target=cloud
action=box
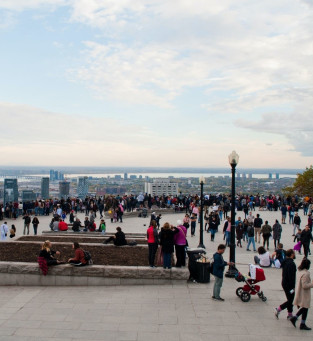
[0,0,67,11]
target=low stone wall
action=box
[17,235,146,245]
[0,262,189,286]
[0,241,149,266]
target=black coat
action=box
[159,228,178,253]
[281,257,296,292]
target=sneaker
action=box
[290,316,297,328]
[212,296,217,300]
[274,308,280,319]
[300,323,311,330]
[246,249,251,251]
[287,315,293,320]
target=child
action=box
[293,228,302,255]
[99,219,106,235]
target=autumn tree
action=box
[283,166,313,197]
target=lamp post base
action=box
[197,243,206,249]
[225,265,237,278]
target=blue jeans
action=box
[247,237,256,251]
[225,231,230,246]
[210,229,216,241]
[213,276,223,299]
[163,253,172,268]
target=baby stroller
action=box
[234,264,267,302]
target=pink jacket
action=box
[174,225,187,245]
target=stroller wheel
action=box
[262,296,267,302]
[240,291,251,302]
[236,287,244,297]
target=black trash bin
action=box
[187,248,209,283]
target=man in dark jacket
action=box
[254,214,263,243]
[274,249,296,320]
[104,227,127,246]
[212,244,233,301]
[300,225,313,257]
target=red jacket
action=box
[58,221,68,231]
[72,248,87,264]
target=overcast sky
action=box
[1,0,312,169]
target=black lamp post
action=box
[198,176,205,249]
[225,150,239,278]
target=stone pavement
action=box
[1,208,313,340]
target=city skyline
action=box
[1,1,313,168]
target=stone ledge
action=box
[0,262,189,286]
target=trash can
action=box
[187,248,208,283]
[196,260,210,283]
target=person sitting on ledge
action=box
[39,240,63,266]
[72,218,82,232]
[68,242,87,266]
[58,219,68,231]
[104,227,127,246]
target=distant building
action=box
[237,173,240,179]
[41,177,49,199]
[4,178,18,205]
[59,181,70,198]
[124,173,128,180]
[50,169,64,181]
[114,175,122,180]
[129,175,137,180]
[77,176,89,198]
[248,174,253,179]
[145,179,178,196]
[269,173,272,179]
[49,169,55,181]
[22,190,36,202]
[276,173,279,179]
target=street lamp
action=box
[225,150,239,278]
[198,176,205,249]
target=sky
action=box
[0,0,313,169]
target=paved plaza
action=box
[0,208,312,340]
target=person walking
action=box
[0,222,9,241]
[300,225,313,258]
[290,258,313,330]
[212,244,234,301]
[23,213,31,235]
[274,249,297,320]
[293,213,301,236]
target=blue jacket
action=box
[212,252,227,278]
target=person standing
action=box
[246,224,256,252]
[272,219,282,249]
[290,258,313,330]
[23,213,31,235]
[32,216,40,235]
[293,213,301,236]
[147,220,159,268]
[212,244,234,301]
[158,223,178,269]
[0,222,9,241]
[260,220,272,250]
[254,214,263,243]
[274,249,297,320]
[174,220,187,268]
[190,213,196,237]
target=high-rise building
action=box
[77,176,89,198]
[124,173,128,180]
[22,190,36,202]
[145,179,178,196]
[59,181,70,198]
[269,173,273,179]
[49,169,55,181]
[276,173,279,180]
[4,178,18,205]
[41,177,49,199]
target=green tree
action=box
[283,166,313,197]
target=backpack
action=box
[83,250,92,262]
